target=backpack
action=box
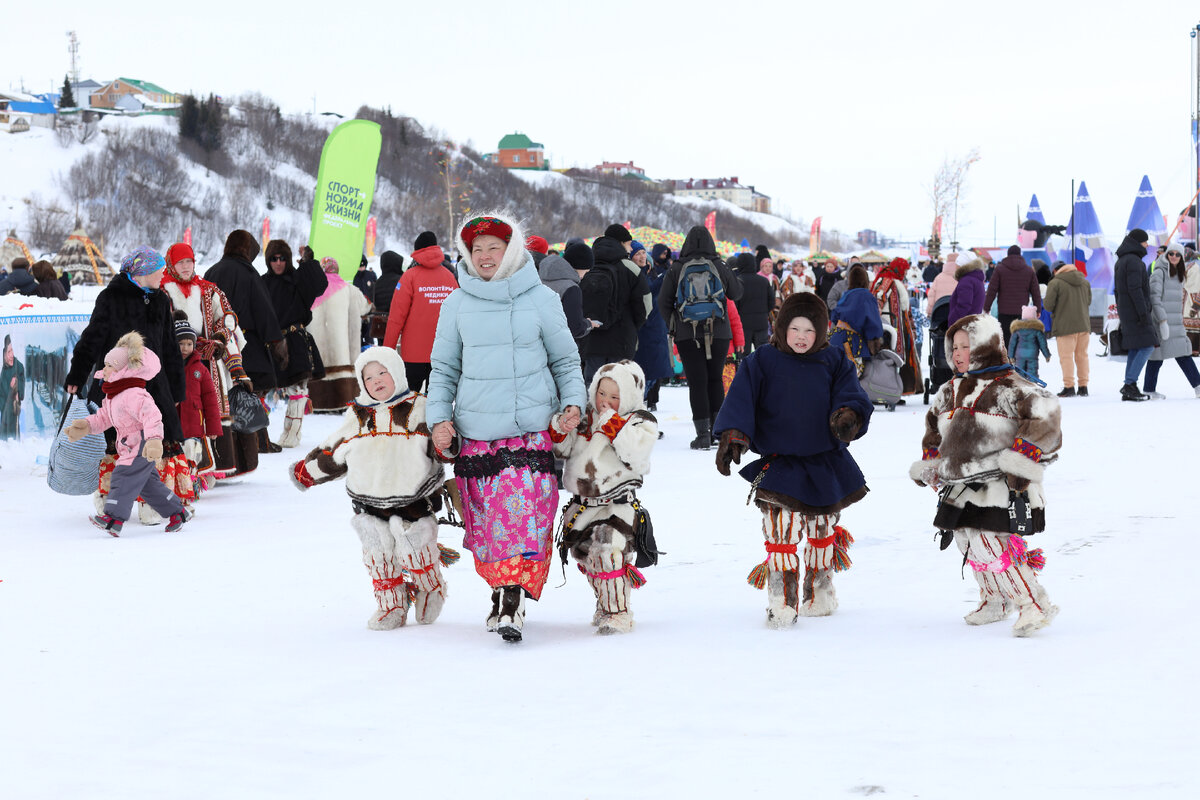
[674,258,726,357]
[580,265,622,330]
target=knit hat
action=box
[120,246,165,277]
[165,243,195,268]
[460,216,513,249]
[1128,228,1149,244]
[770,291,829,353]
[1021,305,1037,320]
[414,231,438,250]
[651,243,671,263]
[174,310,197,341]
[629,240,646,256]
[563,242,594,271]
[604,224,632,243]
[525,235,549,254]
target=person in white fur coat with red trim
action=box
[551,360,659,634]
[291,346,455,630]
[911,313,1062,636]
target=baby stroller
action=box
[860,327,905,412]
[923,294,952,403]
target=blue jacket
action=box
[714,344,872,509]
[829,287,884,340]
[1007,320,1051,361]
[634,263,673,382]
[427,252,587,441]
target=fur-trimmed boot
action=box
[582,533,635,635]
[957,533,1014,624]
[962,531,1056,636]
[139,501,163,526]
[798,514,848,617]
[495,585,525,642]
[486,588,501,632]
[389,515,446,625]
[353,514,409,630]
[757,505,802,628]
[277,383,308,449]
[1005,560,1058,637]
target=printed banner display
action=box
[1,314,92,440]
[810,216,822,255]
[309,120,383,281]
[704,211,716,241]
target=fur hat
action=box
[264,239,294,271]
[353,346,410,405]
[847,264,869,290]
[604,223,632,243]
[120,246,165,277]
[456,210,527,281]
[223,229,261,263]
[945,313,1007,373]
[589,359,647,417]
[563,242,594,271]
[525,235,549,254]
[770,291,829,353]
[414,231,438,251]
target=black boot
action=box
[1120,383,1148,402]
[690,419,713,450]
[496,586,525,642]
[1077,386,1088,397]
[1057,387,1076,398]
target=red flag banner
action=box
[704,211,716,240]
[810,217,822,254]
[365,217,377,258]
[262,217,271,250]
[183,227,192,247]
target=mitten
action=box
[271,339,289,371]
[715,429,750,476]
[65,419,91,442]
[142,439,163,461]
[210,331,227,360]
[829,407,862,442]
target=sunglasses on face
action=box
[270,256,286,262]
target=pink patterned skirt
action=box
[455,432,558,599]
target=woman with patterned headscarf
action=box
[871,257,922,396]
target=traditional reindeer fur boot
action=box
[756,505,802,628]
[582,533,635,635]
[798,515,848,617]
[389,515,446,625]
[353,514,409,630]
[961,531,1057,636]
[495,585,526,642]
[277,383,308,449]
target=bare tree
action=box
[927,147,981,251]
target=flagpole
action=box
[1070,179,1075,262]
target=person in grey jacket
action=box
[536,251,590,339]
[1143,242,1200,398]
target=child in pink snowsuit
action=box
[66,332,190,535]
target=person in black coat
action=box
[353,254,378,346]
[65,247,187,507]
[0,257,37,296]
[634,243,674,410]
[1113,229,1156,400]
[815,261,843,304]
[581,235,650,383]
[374,250,404,313]
[659,225,744,449]
[262,240,329,447]
[205,230,284,393]
[733,252,773,352]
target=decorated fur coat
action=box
[292,347,444,512]
[910,314,1062,534]
[161,273,248,416]
[308,272,372,412]
[553,360,658,531]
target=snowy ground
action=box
[2,344,1197,799]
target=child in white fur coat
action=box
[552,360,659,634]
[291,346,455,630]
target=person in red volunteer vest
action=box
[382,232,459,392]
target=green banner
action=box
[308,119,382,281]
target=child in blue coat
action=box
[1007,305,1051,378]
[828,264,884,376]
[713,292,873,628]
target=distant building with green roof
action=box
[489,132,546,170]
[90,78,178,112]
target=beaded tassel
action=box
[438,543,461,567]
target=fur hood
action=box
[98,331,161,382]
[954,258,986,281]
[353,346,410,406]
[588,360,647,417]
[264,239,294,273]
[455,210,529,282]
[945,313,1007,372]
[223,229,261,263]
[1009,318,1045,333]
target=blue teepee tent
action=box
[1125,175,1167,240]
[1066,182,1112,292]
[1026,194,1046,225]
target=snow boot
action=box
[798,514,844,616]
[582,535,635,635]
[139,501,163,526]
[766,569,800,629]
[963,548,1013,625]
[389,516,446,625]
[1056,387,1075,398]
[759,505,802,628]
[165,508,193,532]
[1120,383,1148,402]
[689,419,713,450]
[496,585,525,642]
[486,588,501,632]
[90,514,123,536]
[1077,386,1088,397]
[257,428,283,454]
[800,568,838,617]
[353,514,410,630]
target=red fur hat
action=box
[525,235,549,254]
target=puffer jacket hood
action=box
[0,265,36,294]
[955,258,985,281]
[411,244,446,270]
[1115,235,1147,260]
[1052,264,1088,287]
[379,251,405,275]
[537,254,580,291]
[679,225,718,261]
[591,236,628,266]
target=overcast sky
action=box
[5,0,1199,246]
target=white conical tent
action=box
[52,228,113,285]
[0,233,33,270]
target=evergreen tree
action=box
[179,94,200,142]
[59,75,76,109]
[200,94,223,154]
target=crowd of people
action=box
[25,216,1200,643]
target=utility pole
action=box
[67,30,80,86]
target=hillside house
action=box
[594,160,645,177]
[69,79,105,108]
[667,177,771,214]
[90,78,179,112]
[489,132,546,170]
[0,90,57,130]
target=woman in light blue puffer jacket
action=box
[428,211,586,642]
